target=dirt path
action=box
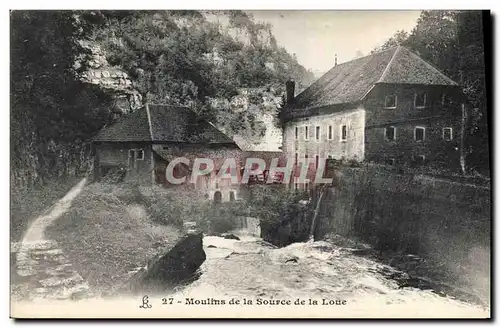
[21,178,88,242]
[11,178,91,302]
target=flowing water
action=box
[167,229,489,318]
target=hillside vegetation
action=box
[10,10,315,191]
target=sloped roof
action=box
[293,46,458,110]
[93,108,151,142]
[93,104,235,144]
[147,105,234,143]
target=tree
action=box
[371,30,409,54]
[10,11,114,188]
[86,10,314,144]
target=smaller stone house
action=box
[92,104,244,202]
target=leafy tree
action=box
[10,11,114,188]
[85,10,314,142]
[371,30,409,53]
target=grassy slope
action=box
[45,183,184,296]
[10,176,83,242]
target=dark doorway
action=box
[214,191,222,204]
[229,191,235,202]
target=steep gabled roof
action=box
[293,46,458,110]
[93,104,235,144]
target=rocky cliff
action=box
[78,10,313,148]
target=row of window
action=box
[293,153,336,168]
[384,92,451,109]
[294,125,348,141]
[384,126,453,142]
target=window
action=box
[295,127,299,140]
[443,127,453,141]
[340,125,347,141]
[442,93,450,106]
[129,149,144,162]
[385,126,396,141]
[385,158,395,166]
[305,182,309,191]
[315,155,319,169]
[414,127,425,142]
[414,155,426,165]
[328,125,333,140]
[136,149,144,160]
[384,94,397,108]
[414,92,427,108]
[294,182,298,190]
[304,126,309,140]
[315,126,321,141]
[295,153,298,166]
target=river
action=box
[167,229,489,319]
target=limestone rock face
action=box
[78,40,143,114]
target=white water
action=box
[168,232,490,318]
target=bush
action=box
[247,185,303,226]
[114,182,149,205]
[144,185,309,236]
[205,201,250,234]
[146,191,187,228]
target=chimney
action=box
[335,53,337,66]
[285,80,295,104]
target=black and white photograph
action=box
[8,8,491,319]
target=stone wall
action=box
[314,165,490,293]
[94,142,153,184]
[363,83,463,169]
[152,142,243,201]
[282,108,366,164]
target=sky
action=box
[248,10,422,74]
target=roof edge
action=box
[377,46,402,83]
[145,103,154,141]
[403,48,459,86]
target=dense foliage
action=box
[11,11,114,188]
[84,10,314,141]
[10,11,315,190]
[372,10,489,174]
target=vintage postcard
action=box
[10,9,491,319]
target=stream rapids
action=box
[164,230,489,318]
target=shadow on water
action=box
[355,251,489,308]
